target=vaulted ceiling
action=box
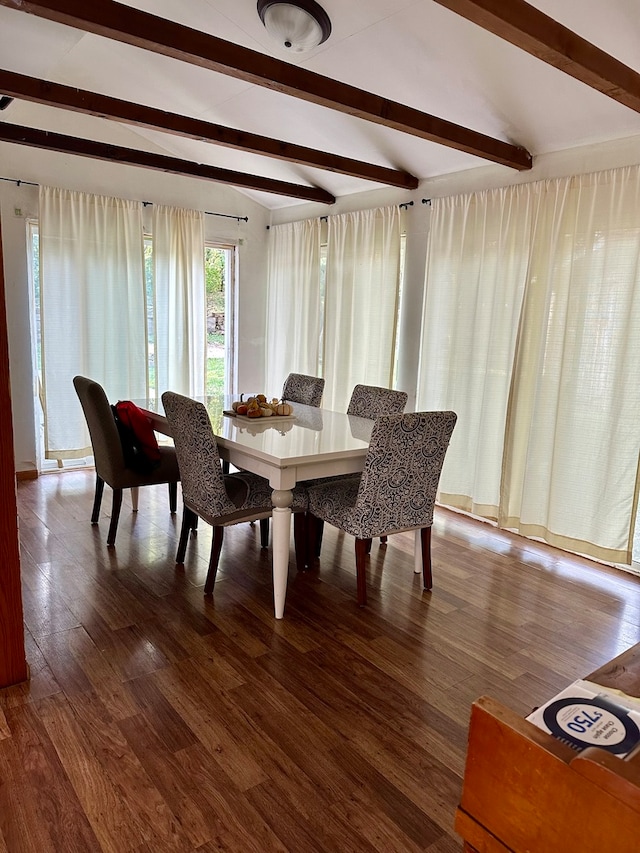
[1,0,640,209]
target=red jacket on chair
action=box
[112,400,161,473]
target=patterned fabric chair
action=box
[162,391,309,594]
[306,411,457,606]
[314,383,409,555]
[281,373,325,407]
[73,375,180,546]
[346,384,408,418]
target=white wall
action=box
[0,142,271,474]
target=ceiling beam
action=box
[432,0,640,114]
[0,122,336,203]
[0,0,532,171]
[0,69,419,190]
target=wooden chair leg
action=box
[293,512,308,571]
[421,526,433,590]
[355,538,369,607]
[260,517,270,548]
[365,537,372,554]
[91,475,105,523]
[204,527,224,595]
[306,512,318,565]
[169,481,178,514]
[107,489,123,546]
[315,517,324,557]
[131,486,139,512]
[380,535,388,545]
[176,507,197,563]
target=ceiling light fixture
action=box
[257,0,331,53]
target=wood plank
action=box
[5,471,640,850]
[0,218,28,688]
[0,701,102,852]
[0,0,532,171]
[433,0,640,112]
[0,69,419,190]
[38,690,191,852]
[571,747,640,814]
[457,696,640,852]
[0,123,336,204]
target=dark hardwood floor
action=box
[3,469,640,852]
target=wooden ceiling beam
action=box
[433,0,640,113]
[0,0,532,171]
[0,69,419,190]
[0,122,336,203]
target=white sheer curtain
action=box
[39,186,146,460]
[417,188,534,518]
[265,218,321,395]
[418,167,640,563]
[323,206,401,411]
[500,168,640,563]
[152,205,206,400]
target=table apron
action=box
[219,448,365,490]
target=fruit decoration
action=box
[230,396,294,418]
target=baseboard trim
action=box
[16,470,38,481]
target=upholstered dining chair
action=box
[313,383,409,556]
[73,375,180,546]
[281,373,325,407]
[346,384,408,418]
[161,391,309,594]
[306,411,457,606]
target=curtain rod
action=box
[266,200,417,229]
[320,200,415,221]
[0,176,249,222]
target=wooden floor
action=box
[3,471,640,852]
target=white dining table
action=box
[141,396,373,619]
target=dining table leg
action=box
[271,488,293,619]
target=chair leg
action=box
[293,513,308,571]
[355,538,369,606]
[91,475,105,523]
[204,527,224,595]
[222,459,230,475]
[380,535,388,545]
[366,538,372,554]
[169,481,178,514]
[131,486,139,512]
[260,517,270,548]
[176,507,197,563]
[107,489,123,546]
[306,513,318,564]
[421,526,433,590]
[315,517,324,557]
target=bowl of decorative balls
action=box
[229,395,294,421]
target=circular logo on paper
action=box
[542,695,640,755]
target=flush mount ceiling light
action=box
[257,0,331,53]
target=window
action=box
[205,243,235,404]
[29,224,236,471]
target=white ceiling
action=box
[1,0,640,209]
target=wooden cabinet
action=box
[456,645,640,852]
